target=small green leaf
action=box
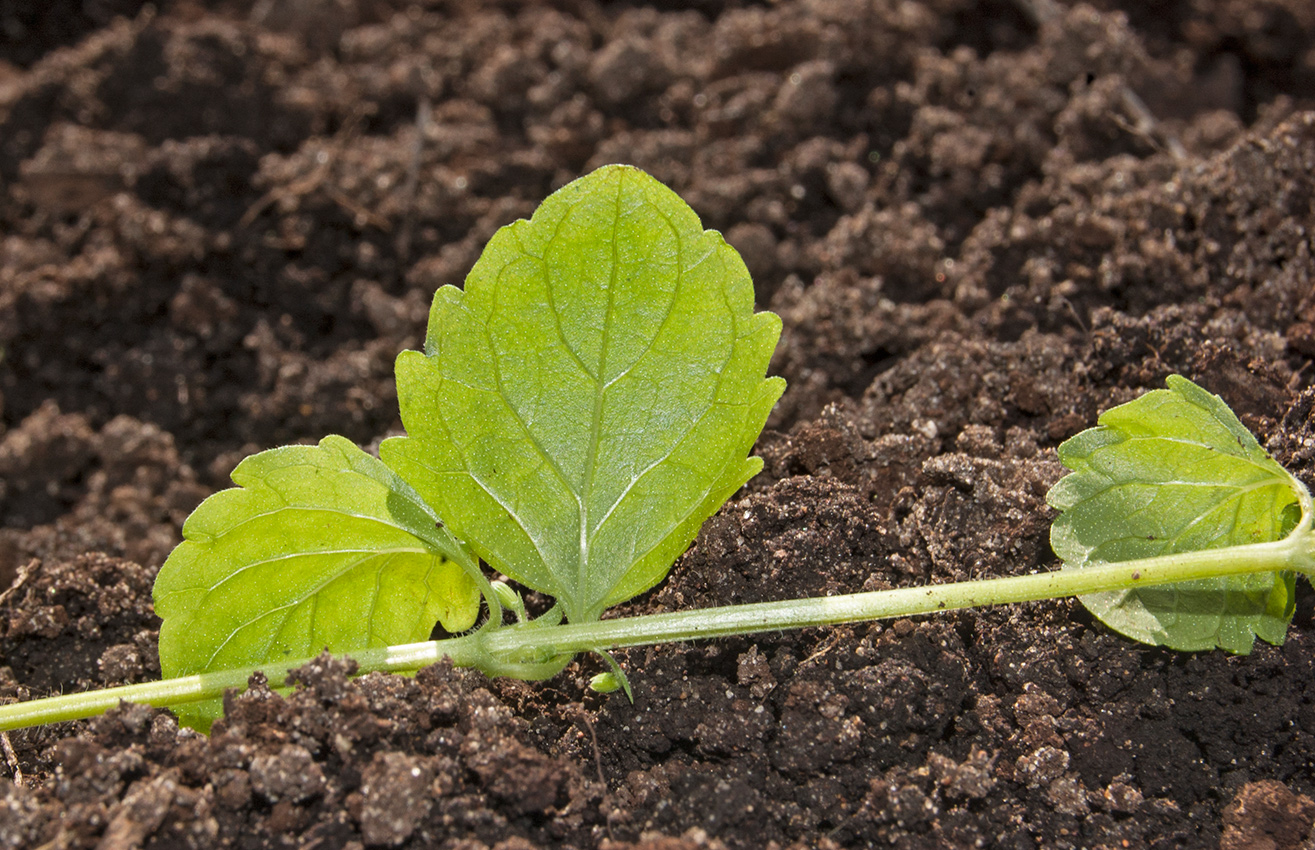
[1048,375,1300,653]
[154,435,481,727]
[382,165,783,624]
[489,580,527,623]
[589,671,622,693]
[590,649,634,701]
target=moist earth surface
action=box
[1,1,1315,848]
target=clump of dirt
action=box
[1,0,1314,848]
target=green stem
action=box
[1,534,1310,733]
[481,533,1312,662]
[0,633,490,733]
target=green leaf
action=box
[382,165,783,623]
[154,435,481,727]
[1047,375,1301,653]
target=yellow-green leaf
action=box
[154,435,481,728]
[382,165,783,623]
[1048,375,1301,653]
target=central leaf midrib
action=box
[574,178,625,622]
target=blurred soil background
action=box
[1,0,1315,847]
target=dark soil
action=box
[2,0,1315,847]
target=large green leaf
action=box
[382,165,783,623]
[154,435,481,726]
[1047,375,1301,653]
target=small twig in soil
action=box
[751,629,847,702]
[1116,88,1187,161]
[571,706,616,842]
[1058,296,1090,335]
[1288,359,1312,389]
[324,186,392,232]
[1,731,21,784]
[238,155,332,228]
[238,108,373,229]
[0,559,38,609]
[1009,0,1185,162]
[396,94,432,265]
[798,628,846,670]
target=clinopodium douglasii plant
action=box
[2,165,1311,733]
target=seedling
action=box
[0,166,1311,733]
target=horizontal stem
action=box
[0,534,1307,733]
[481,535,1309,660]
[0,633,486,733]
